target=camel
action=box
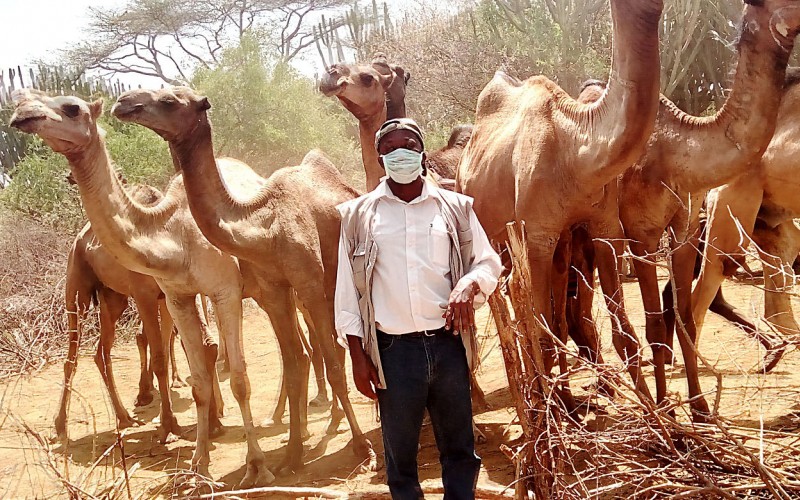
[693,69,800,353]
[110,86,376,470]
[10,91,273,486]
[457,0,664,407]
[58,185,186,442]
[607,1,800,419]
[319,54,472,190]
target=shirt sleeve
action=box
[334,225,364,347]
[456,208,503,307]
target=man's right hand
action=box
[347,335,379,400]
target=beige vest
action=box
[338,184,477,389]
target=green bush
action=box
[192,36,363,188]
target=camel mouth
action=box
[319,73,345,96]
[9,115,46,132]
[111,102,144,120]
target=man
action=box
[335,118,503,499]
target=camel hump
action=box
[217,157,267,198]
[446,125,473,149]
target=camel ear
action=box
[198,97,211,111]
[392,65,410,85]
[89,99,104,120]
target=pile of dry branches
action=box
[490,222,800,499]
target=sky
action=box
[0,0,439,89]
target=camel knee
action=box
[229,370,251,402]
[150,352,168,377]
[191,377,213,406]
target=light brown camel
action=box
[111,87,377,470]
[319,54,471,190]
[610,1,800,419]
[457,0,664,406]
[10,91,272,486]
[58,185,187,442]
[694,69,800,351]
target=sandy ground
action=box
[1,275,799,498]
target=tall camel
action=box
[611,1,800,420]
[58,184,185,442]
[111,87,376,469]
[10,91,272,486]
[319,54,471,190]
[457,0,664,404]
[694,69,800,352]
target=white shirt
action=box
[335,180,503,342]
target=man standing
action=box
[335,118,503,499]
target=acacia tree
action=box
[65,0,348,84]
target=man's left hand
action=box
[443,279,480,335]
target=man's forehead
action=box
[378,129,423,151]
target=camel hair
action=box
[10,91,273,487]
[111,86,377,470]
[606,0,800,420]
[457,0,665,409]
[693,68,800,358]
[318,53,472,191]
[58,184,187,443]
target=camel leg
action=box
[136,295,181,441]
[552,232,577,414]
[669,234,711,421]
[96,289,143,430]
[755,222,800,355]
[251,286,308,473]
[165,295,215,478]
[160,301,187,388]
[55,282,92,441]
[692,182,762,342]
[302,311,330,407]
[294,283,374,466]
[134,327,154,406]
[596,236,653,404]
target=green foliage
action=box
[103,120,174,186]
[192,36,362,186]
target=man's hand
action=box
[347,335,379,400]
[443,279,480,335]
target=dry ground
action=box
[1,274,799,498]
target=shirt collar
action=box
[374,177,432,205]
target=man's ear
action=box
[378,154,385,169]
[89,99,104,120]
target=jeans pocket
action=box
[377,334,396,353]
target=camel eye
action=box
[62,104,81,118]
[359,74,374,85]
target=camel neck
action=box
[171,118,267,259]
[663,6,796,192]
[560,0,663,185]
[359,111,387,190]
[67,136,179,277]
[385,95,405,120]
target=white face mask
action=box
[381,148,423,184]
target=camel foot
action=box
[159,415,183,444]
[280,427,311,444]
[171,376,188,389]
[762,343,788,373]
[352,437,378,472]
[118,415,144,430]
[690,403,712,424]
[261,415,284,427]
[239,456,275,488]
[274,440,304,476]
[134,391,154,407]
[309,394,331,408]
[325,417,344,436]
[53,417,68,443]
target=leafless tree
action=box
[64,0,348,84]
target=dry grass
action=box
[0,210,138,379]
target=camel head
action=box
[9,90,103,154]
[742,0,800,51]
[319,53,410,119]
[112,87,210,142]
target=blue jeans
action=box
[376,329,480,500]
